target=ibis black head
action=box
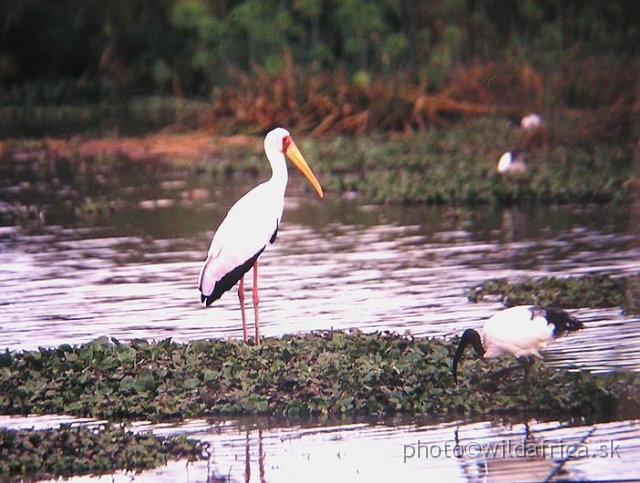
[452,328,485,384]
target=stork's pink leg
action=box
[238,276,248,342]
[252,260,260,345]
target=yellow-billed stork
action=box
[198,127,323,344]
[452,305,584,385]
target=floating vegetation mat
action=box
[1,332,636,421]
[0,423,208,482]
[469,274,640,313]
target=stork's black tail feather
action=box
[542,305,584,336]
[201,292,215,306]
[199,249,264,307]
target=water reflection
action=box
[3,413,638,483]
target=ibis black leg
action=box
[488,365,520,380]
[518,356,534,391]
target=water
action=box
[1,153,639,482]
[2,413,639,482]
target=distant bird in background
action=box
[520,113,543,131]
[497,149,528,175]
[452,305,584,386]
[520,112,548,150]
[499,113,546,173]
[497,113,545,176]
[198,127,324,344]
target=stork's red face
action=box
[282,135,292,154]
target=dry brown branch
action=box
[198,51,636,142]
[412,94,513,128]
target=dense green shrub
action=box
[1,1,637,100]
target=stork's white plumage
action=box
[198,127,323,344]
[452,305,584,384]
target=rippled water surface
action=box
[1,155,639,482]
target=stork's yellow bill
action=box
[284,138,324,198]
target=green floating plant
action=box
[0,423,208,482]
[468,274,636,311]
[0,332,635,421]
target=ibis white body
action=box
[497,151,527,175]
[481,305,557,359]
